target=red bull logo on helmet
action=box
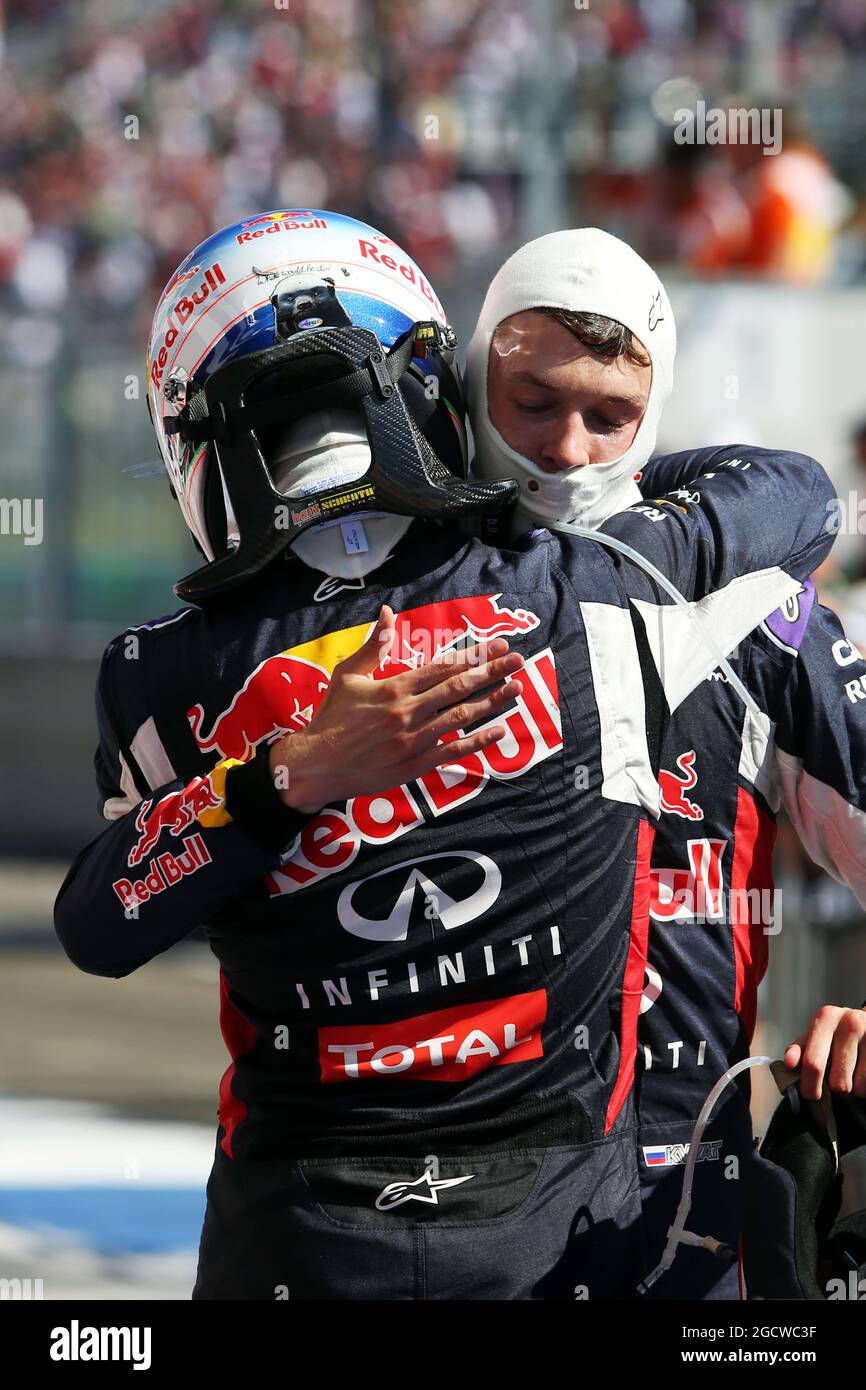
[358,238,445,320]
[242,211,320,227]
[236,212,328,243]
[150,261,227,390]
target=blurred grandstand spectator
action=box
[2,0,866,322]
[725,108,853,281]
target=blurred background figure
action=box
[2,0,866,1296]
[626,109,852,280]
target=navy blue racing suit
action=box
[54,446,834,1299]
[634,450,866,1300]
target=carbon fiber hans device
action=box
[169,325,519,603]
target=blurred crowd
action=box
[3,0,866,340]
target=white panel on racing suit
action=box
[631,568,803,715]
[580,600,659,815]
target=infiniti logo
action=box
[336,851,502,942]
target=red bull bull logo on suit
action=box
[113,834,212,913]
[185,593,542,764]
[127,776,224,868]
[187,654,331,763]
[179,594,558,898]
[658,750,704,821]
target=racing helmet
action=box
[146,209,518,602]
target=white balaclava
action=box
[269,408,412,578]
[466,228,677,531]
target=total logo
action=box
[318,989,547,1083]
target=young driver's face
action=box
[486,310,651,474]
